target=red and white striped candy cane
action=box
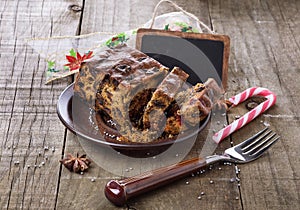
[213,87,277,144]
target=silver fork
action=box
[105,127,280,206]
[208,127,280,164]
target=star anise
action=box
[60,153,91,173]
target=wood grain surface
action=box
[0,0,80,209]
[0,0,299,209]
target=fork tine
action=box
[241,129,273,152]
[249,135,280,158]
[243,132,277,155]
[225,127,279,163]
[237,127,269,149]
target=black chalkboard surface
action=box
[136,29,230,89]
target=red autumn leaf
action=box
[76,52,82,61]
[64,51,94,71]
[66,55,77,63]
[83,51,93,60]
[64,62,81,71]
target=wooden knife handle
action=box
[104,157,208,206]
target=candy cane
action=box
[213,87,277,144]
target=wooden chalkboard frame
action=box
[136,28,230,90]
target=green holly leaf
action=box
[69,49,77,58]
[47,60,55,69]
[105,39,112,47]
[117,33,126,42]
[174,22,189,28]
[117,32,125,38]
[164,24,169,30]
[191,28,199,33]
[181,27,188,32]
[105,32,129,48]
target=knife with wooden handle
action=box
[104,155,223,206]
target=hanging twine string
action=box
[150,0,215,34]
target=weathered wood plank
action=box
[0,0,82,209]
[55,133,127,210]
[209,0,300,209]
[0,113,66,209]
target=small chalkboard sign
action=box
[136,29,230,89]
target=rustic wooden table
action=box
[1,0,299,209]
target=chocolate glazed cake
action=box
[73,45,213,143]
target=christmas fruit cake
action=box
[73,44,213,143]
